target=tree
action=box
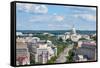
[92,36,96,41]
[66,50,74,62]
[79,38,87,40]
[58,37,63,42]
[30,54,35,64]
[66,39,73,44]
[47,56,57,63]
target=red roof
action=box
[16,56,28,63]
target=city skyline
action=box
[16,3,96,31]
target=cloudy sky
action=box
[16,3,96,31]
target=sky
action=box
[16,3,96,31]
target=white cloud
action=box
[29,15,52,22]
[54,15,64,22]
[17,3,48,14]
[90,7,96,11]
[74,14,96,21]
[17,3,33,12]
[29,14,64,23]
[34,5,48,14]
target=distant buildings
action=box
[43,32,54,36]
[57,26,95,42]
[16,32,23,36]
[82,35,90,40]
[58,26,81,42]
[16,26,96,64]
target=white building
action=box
[16,32,23,36]
[43,32,54,36]
[82,35,90,40]
[71,26,77,35]
[73,55,87,62]
[58,26,82,42]
[25,37,40,43]
[71,34,81,42]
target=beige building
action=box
[16,38,30,65]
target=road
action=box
[55,45,73,63]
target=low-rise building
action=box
[73,55,87,62]
[73,40,96,61]
[82,35,90,40]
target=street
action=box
[55,45,73,63]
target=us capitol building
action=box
[58,26,82,42]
